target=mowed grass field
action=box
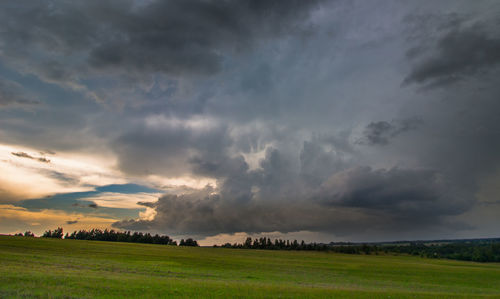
[1,236,500,298]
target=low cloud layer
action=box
[115,143,472,238]
[115,165,470,237]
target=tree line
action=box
[64,228,179,245]
[26,227,199,246]
[213,237,372,254]
[213,237,500,262]
[14,231,35,237]
[380,242,500,263]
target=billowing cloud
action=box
[114,147,471,238]
[113,186,374,237]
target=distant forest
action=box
[14,229,500,262]
[17,228,199,247]
[216,237,500,263]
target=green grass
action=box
[1,236,500,298]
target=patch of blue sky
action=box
[16,183,160,219]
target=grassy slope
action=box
[1,236,500,298]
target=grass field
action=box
[1,236,500,298]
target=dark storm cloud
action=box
[88,0,322,76]
[114,144,469,236]
[114,146,307,235]
[113,166,469,236]
[0,0,322,84]
[361,117,423,146]
[113,188,344,236]
[318,167,470,220]
[404,17,500,87]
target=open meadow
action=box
[1,236,500,298]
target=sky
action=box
[1,0,500,245]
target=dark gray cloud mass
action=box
[113,187,371,236]
[404,16,500,87]
[115,135,472,237]
[0,0,321,84]
[318,167,470,220]
[114,163,471,236]
[2,0,500,241]
[88,0,322,76]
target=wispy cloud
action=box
[12,152,51,163]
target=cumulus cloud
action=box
[113,186,369,236]
[114,166,470,237]
[114,144,470,237]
